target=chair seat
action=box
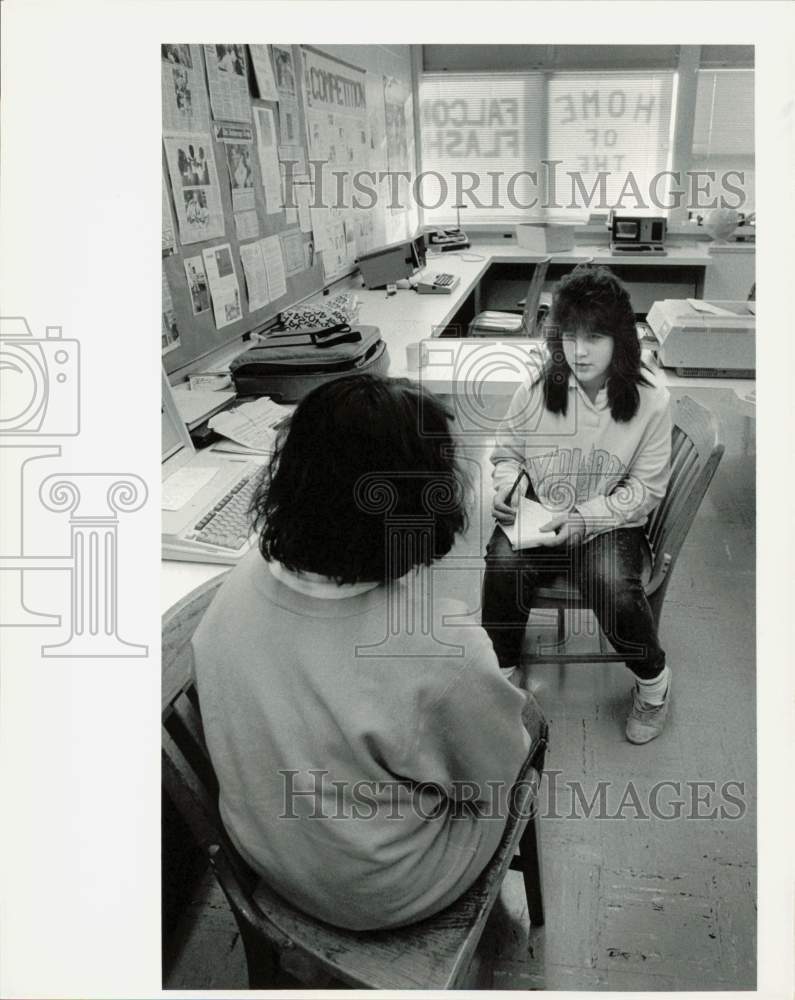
[247,769,541,990]
[534,542,652,605]
[468,310,524,336]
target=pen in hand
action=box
[504,467,529,505]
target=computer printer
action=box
[646,299,755,378]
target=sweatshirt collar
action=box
[269,560,381,600]
[568,372,609,410]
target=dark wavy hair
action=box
[250,374,469,584]
[543,263,652,422]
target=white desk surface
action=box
[163,241,752,613]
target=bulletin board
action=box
[161,43,416,377]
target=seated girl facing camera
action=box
[193,374,543,931]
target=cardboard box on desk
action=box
[515,222,576,253]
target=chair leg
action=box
[556,608,566,648]
[518,812,544,927]
[237,924,280,988]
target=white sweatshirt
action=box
[490,367,672,538]
[192,551,531,930]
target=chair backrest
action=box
[162,574,229,850]
[518,256,551,336]
[645,395,725,597]
[162,573,271,920]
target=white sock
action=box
[500,665,517,681]
[636,665,670,706]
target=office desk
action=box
[354,242,713,378]
[164,242,754,614]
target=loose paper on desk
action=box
[253,106,282,214]
[249,44,279,102]
[499,499,553,550]
[172,386,236,425]
[259,235,287,301]
[162,465,220,511]
[239,240,271,312]
[208,396,290,453]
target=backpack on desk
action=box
[229,324,388,403]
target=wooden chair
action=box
[468,257,551,338]
[162,577,549,990]
[530,394,725,662]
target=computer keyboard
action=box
[433,272,455,286]
[184,470,260,552]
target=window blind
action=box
[692,70,754,157]
[419,73,545,225]
[419,70,675,224]
[546,72,674,217]
[691,70,754,212]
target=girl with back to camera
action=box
[482,264,672,744]
[192,374,545,931]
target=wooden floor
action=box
[164,387,755,991]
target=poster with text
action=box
[272,45,296,97]
[183,254,211,316]
[384,75,410,216]
[253,105,282,214]
[202,243,243,329]
[204,43,251,123]
[302,47,368,270]
[161,43,210,133]
[163,132,225,244]
[161,268,180,353]
[249,44,279,102]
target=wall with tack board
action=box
[162,43,416,378]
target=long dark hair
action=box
[543,264,651,422]
[251,374,469,584]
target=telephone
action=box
[427,228,470,252]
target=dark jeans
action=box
[482,526,666,680]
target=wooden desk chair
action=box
[530,395,724,662]
[468,256,552,338]
[162,578,548,990]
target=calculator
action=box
[413,272,461,295]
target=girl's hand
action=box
[492,483,520,525]
[536,509,587,547]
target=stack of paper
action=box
[208,396,291,455]
[499,498,554,550]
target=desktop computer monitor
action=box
[356,234,427,289]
